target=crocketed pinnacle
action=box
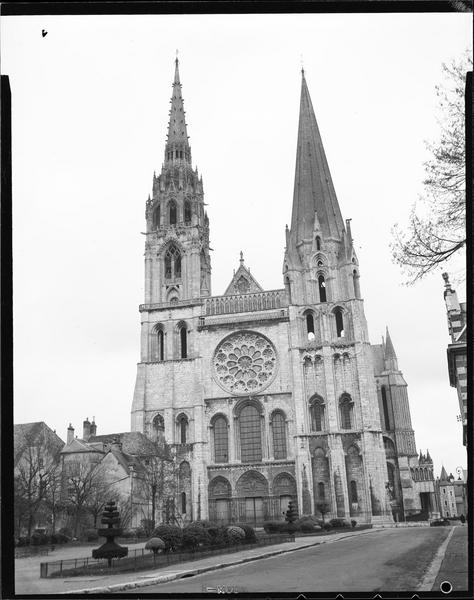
[290,70,345,244]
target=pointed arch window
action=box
[285,276,292,303]
[318,482,325,500]
[181,491,186,513]
[306,312,315,341]
[150,325,165,361]
[318,275,327,303]
[179,324,188,359]
[334,307,345,337]
[178,414,188,444]
[213,416,229,463]
[271,411,287,459]
[340,395,353,429]
[310,396,325,432]
[316,236,321,251]
[184,201,191,223]
[381,386,390,430]
[239,404,262,463]
[153,204,161,229]
[165,245,182,280]
[169,200,177,225]
[350,480,358,503]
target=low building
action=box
[435,467,458,518]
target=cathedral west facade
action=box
[130,59,438,525]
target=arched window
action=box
[239,405,262,463]
[318,481,325,499]
[340,395,353,429]
[153,204,160,229]
[310,396,325,432]
[306,312,315,341]
[169,200,177,225]
[272,412,287,459]
[387,462,396,490]
[316,236,321,251]
[181,491,186,513]
[353,270,361,298]
[318,275,327,303]
[165,245,181,280]
[178,414,188,444]
[213,416,228,463]
[350,480,358,503]
[381,386,390,430]
[179,325,187,358]
[157,329,164,361]
[184,201,191,223]
[152,414,165,443]
[334,307,344,337]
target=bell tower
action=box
[144,57,211,304]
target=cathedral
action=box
[130,58,438,525]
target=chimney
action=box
[83,418,91,442]
[67,423,74,445]
[90,417,97,437]
[110,436,122,453]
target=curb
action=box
[416,527,455,592]
[63,528,380,594]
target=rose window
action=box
[213,331,277,394]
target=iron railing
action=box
[40,534,294,578]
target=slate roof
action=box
[14,422,64,466]
[87,431,158,456]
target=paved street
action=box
[142,527,456,594]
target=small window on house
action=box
[316,236,321,251]
[306,313,315,341]
[350,480,358,503]
[181,491,186,513]
[180,325,187,358]
[335,308,344,337]
[318,275,327,303]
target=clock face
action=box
[213,331,278,395]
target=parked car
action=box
[430,518,451,527]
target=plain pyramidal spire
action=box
[289,67,345,246]
[165,55,191,162]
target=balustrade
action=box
[203,290,288,316]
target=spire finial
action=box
[239,251,244,266]
[300,54,304,77]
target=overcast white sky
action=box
[2,13,470,475]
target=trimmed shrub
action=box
[226,526,245,544]
[120,529,135,539]
[323,523,332,531]
[145,537,166,555]
[351,520,357,528]
[59,527,72,537]
[329,518,350,528]
[17,536,30,547]
[300,521,319,533]
[30,533,48,546]
[83,528,99,541]
[234,523,257,542]
[263,521,287,534]
[152,524,183,552]
[181,525,211,550]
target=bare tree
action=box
[391,53,471,284]
[134,443,178,532]
[14,444,61,537]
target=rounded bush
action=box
[263,521,285,534]
[233,523,257,542]
[351,520,357,528]
[329,518,350,528]
[152,524,183,552]
[30,533,47,546]
[300,521,318,533]
[181,525,211,550]
[226,526,245,544]
[145,537,166,555]
[323,523,332,531]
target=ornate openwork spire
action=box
[289,69,345,245]
[165,56,191,164]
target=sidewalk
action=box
[15,528,381,595]
[432,525,469,592]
